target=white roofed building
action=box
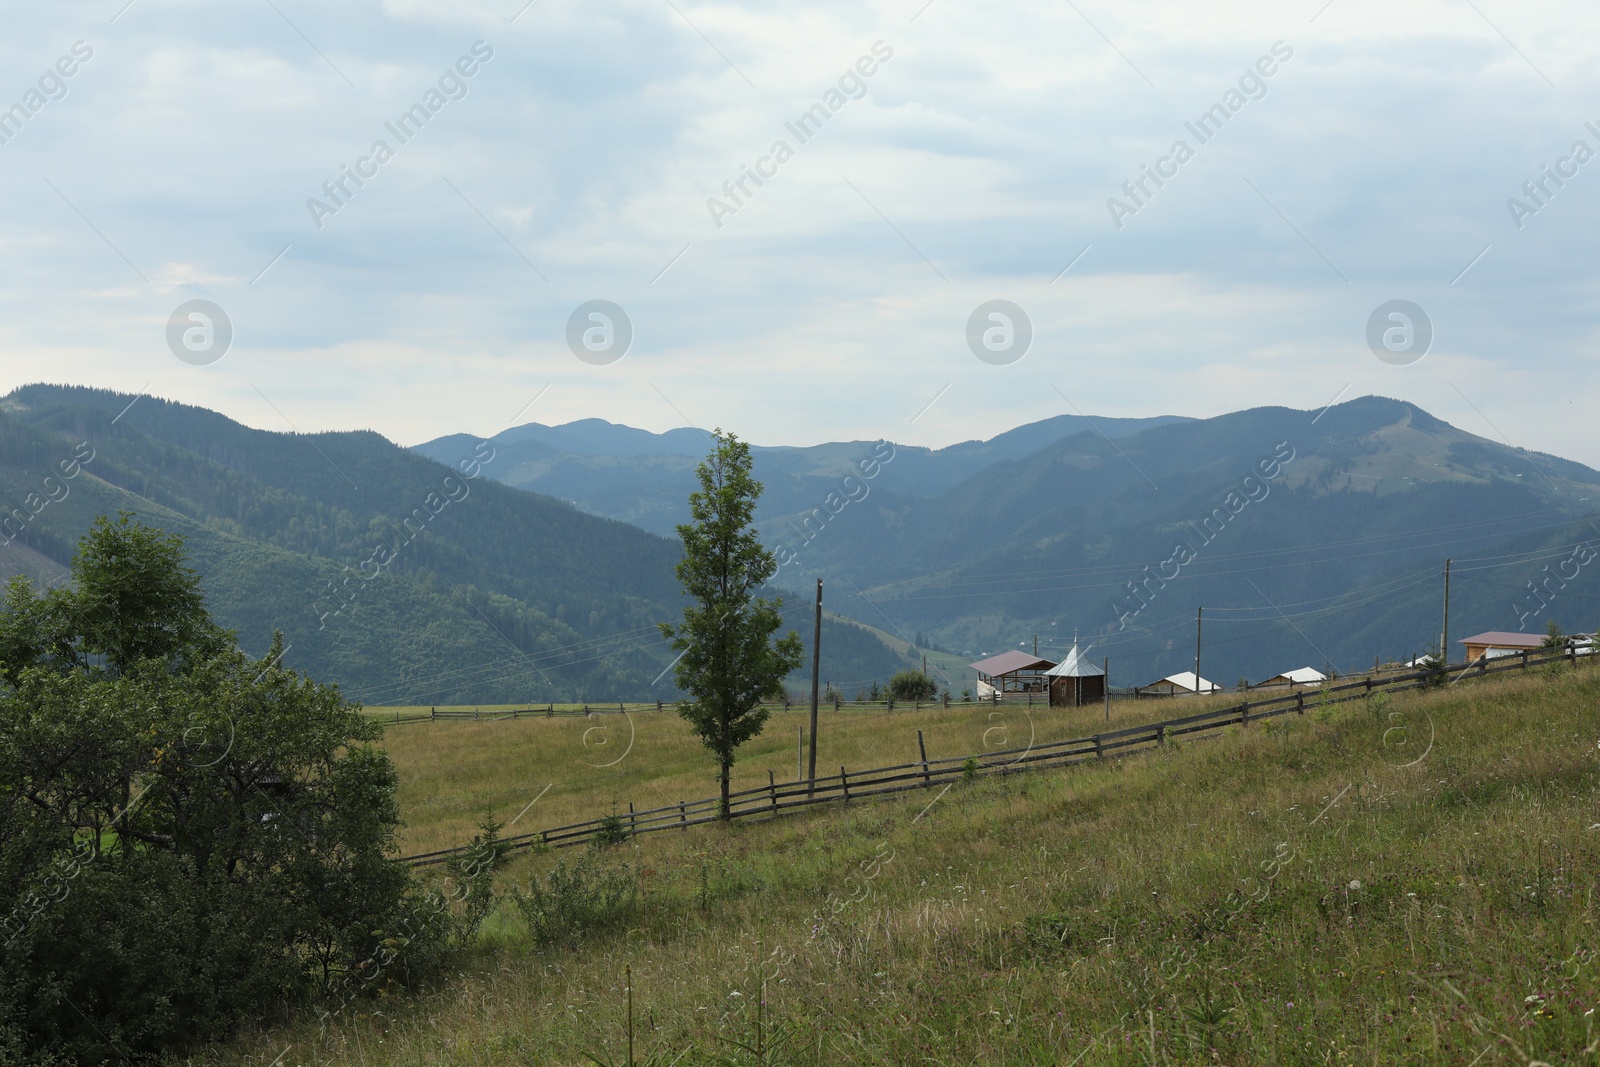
[1045,643,1105,707]
[1136,671,1220,696]
[1255,667,1327,688]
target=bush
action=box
[511,857,639,946]
[443,814,511,948]
[0,517,423,1062]
[887,670,937,703]
[593,812,630,848]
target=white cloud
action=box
[0,0,1596,467]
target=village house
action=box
[1135,671,1220,696]
[1457,630,1544,662]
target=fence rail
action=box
[401,645,1590,866]
[375,690,1119,726]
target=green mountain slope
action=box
[0,386,914,704]
[424,397,1600,688]
[412,414,1191,539]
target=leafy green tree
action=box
[886,669,938,703]
[0,515,424,1062]
[661,433,803,818]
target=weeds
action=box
[511,855,639,946]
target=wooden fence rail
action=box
[379,694,1098,726]
[401,646,1589,866]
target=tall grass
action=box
[208,659,1600,1065]
[376,693,1229,856]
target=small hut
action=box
[1045,642,1105,707]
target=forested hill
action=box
[422,397,1600,685]
[0,385,914,704]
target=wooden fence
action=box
[378,690,1078,726]
[400,645,1590,867]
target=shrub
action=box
[443,814,511,948]
[511,857,639,946]
[593,812,629,848]
[887,670,938,703]
[0,517,421,1062]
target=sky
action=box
[2,0,1598,465]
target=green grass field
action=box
[210,659,1600,1065]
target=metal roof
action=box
[969,651,1055,677]
[1044,643,1103,677]
[1143,671,1219,693]
[1260,666,1326,684]
[1457,631,1545,648]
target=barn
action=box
[1045,643,1105,707]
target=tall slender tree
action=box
[661,432,803,818]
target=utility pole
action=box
[1194,606,1203,692]
[808,579,822,796]
[922,653,927,677]
[1103,656,1110,722]
[1441,558,1451,666]
[1033,633,1038,656]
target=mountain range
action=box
[0,385,913,705]
[418,398,1600,689]
[2,384,1595,704]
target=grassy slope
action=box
[376,692,1244,857]
[216,660,1600,1066]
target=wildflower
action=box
[1348,880,1361,890]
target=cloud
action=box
[0,0,1596,468]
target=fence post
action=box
[841,766,850,803]
[628,801,637,836]
[1157,724,1167,746]
[657,701,662,711]
[1297,691,1305,715]
[768,770,777,813]
[917,729,931,787]
[1094,735,1104,758]
[1521,650,1529,670]
[430,707,436,720]
[678,801,687,830]
[1240,702,1250,726]
[547,704,553,718]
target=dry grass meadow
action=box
[205,659,1600,1065]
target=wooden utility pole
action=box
[1103,656,1110,722]
[1441,559,1452,665]
[808,579,822,795]
[1194,606,1203,691]
[1033,634,1038,656]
